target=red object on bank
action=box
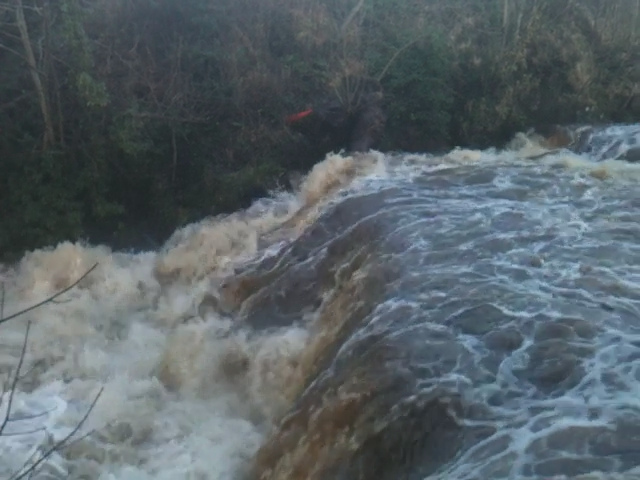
[285,109,313,124]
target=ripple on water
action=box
[4,146,640,480]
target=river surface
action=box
[1,125,640,479]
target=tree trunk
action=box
[15,0,55,149]
[633,0,639,41]
[502,0,510,48]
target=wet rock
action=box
[531,316,599,341]
[197,293,221,317]
[579,263,593,274]
[533,457,616,477]
[447,303,515,336]
[624,146,640,163]
[589,167,610,180]
[336,395,464,480]
[131,425,153,446]
[515,339,593,393]
[247,299,468,480]
[219,347,251,379]
[64,440,107,463]
[463,170,497,186]
[559,317,598,339]
[532,124,576,149]
[483,327,524,352]
[472,451,518,478]
[543,425,611,453]
[250,386,465,480]
[534,321,575,342]
[461,432,512,462]
[589,418,640,469]
[483,236,517,255]
[102,421,134,443]
[530,352,580,390]
[529,255,544,268]
[68,460,103,480]
[218,275,265,313]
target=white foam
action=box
[2,137,640,479]
[0,385,72,479]
[0,151,395,479]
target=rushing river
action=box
[1,124,640,479]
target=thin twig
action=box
[0,262,103,479]
[6,405,56,424]
[49,299,73,305]
[0,42,46,75]
[0,2,42,13]
[0,263,98,327]
[0,321,31,436]
[376,35,426,83]
[14,360,42,384]
[9,387,104,480]
[339,0,365,37]
[0,426,47,437]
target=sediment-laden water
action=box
[1,124,640,480]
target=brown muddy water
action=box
[1,125,640,480]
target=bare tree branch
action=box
[0,263,98,327]
[0,321,30,437]
[0,262,103,479]
[376,35,426,83]
[340,0,365,37]
[0,2,41,13]
[0,42,47,75]
[9,387,104,480]
[0,92,31,112]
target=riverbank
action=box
[1,0,638,260]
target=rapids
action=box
[1,124,640,479]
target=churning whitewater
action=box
[1,124,640,480]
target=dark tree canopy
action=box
[0,0,638,259]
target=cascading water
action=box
[1,124,640,480]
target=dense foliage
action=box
[1,0,638,258]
